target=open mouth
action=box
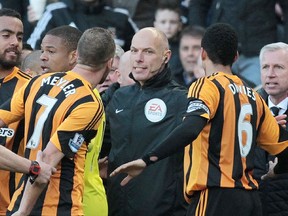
[41,66,50,73]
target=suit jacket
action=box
[255,88,288,216]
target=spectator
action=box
[116,51,135,87]
[5,27,115,215]
[96,44,124,93]
[27,0,138,51]
[188,0,288,88]
[106,27,188,216]
[173,25,205,88]
[110,23,288,216]
[153,2,182,73]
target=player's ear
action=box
[201,48,207,61]
[69,50,77,66]
[233,51,239,63]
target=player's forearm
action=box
[0,145,30,173]
[142,115,207,164]
[17,181,47,215]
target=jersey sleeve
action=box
[186,77,219,120]
[0,82,27,125]
[50,100,104,159]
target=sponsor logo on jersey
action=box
[69,133,85,153]
[187,100,210,115]
[0,128,14,137]
[144,98,167,122]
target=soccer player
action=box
[2,27,115,215]
[110,23,288,216]
[0,8,32,214]
[39,25,108,216]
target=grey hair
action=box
[259,42,288,63]
[115,44,125,59]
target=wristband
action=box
[29,160,41,184]
[142,154,156,166]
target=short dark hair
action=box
[46,26,83,52]
[201,23,238,66]
[77,27,115,69]
[180,25,205,40]
[155,2,181,19]
[0,8,21,19]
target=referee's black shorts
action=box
[186,187,262,216]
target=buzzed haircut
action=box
[201,23,238,66]
[20,50,42,72]
[77,27,116,69]
[0,8,21,19]
[180,25,205,40]
[46,26,83,52]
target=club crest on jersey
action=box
[144,98,167,122]
[69,133,85,153]
[187,100,210,115]
[0,128,14,137]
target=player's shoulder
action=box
[14,67,32,81]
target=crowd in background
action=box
[0,0,287,216]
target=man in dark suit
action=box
[254,42,288,216]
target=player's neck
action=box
[206,64,232,76]
[0,66,15,79]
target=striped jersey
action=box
[184,72,288,202]
[0,71,103,215]
[0,67,31,215]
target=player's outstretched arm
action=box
[110,159,147,186]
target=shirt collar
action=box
[268,96,288,114]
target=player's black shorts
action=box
[186,187,262,216]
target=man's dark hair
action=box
[46,26,83,52]
[155,1,181,19]
[77,27,115,69]
[201,23,238,66]
[0,8,21,19]
[180,25,205,40]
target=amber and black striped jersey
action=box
[0,67,31,215]
[184,72,288,202]
[0,71,104,215]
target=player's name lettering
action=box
[228,83,256,101]
[41,76,76,97]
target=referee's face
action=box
[130,29,166,86]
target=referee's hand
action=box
[109,159,146,186]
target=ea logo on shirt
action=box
[144,98,167,123]
[0,128,14,137]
